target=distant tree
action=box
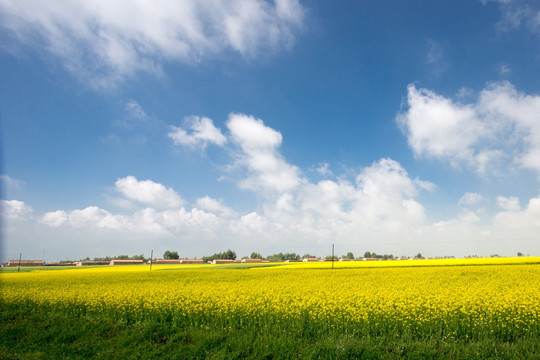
[346,252,354,260]
[325,255,338,261]
[225,249,236,260]
[517,252,523,257]
[284,253,300,261]
[250,252,263,259]
[202,249,237,263]
[302,253,316,259]
[163,250,179,259]
[266,252,300,262]
[92,254,148,262]
[93,256,112,261]
[416,253,424,259]
[364,251,372,258]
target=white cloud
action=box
[227,113,303,194]
[459,192,484,206]
[1,199,33,220]
[230,211,269,234]
[459,208,482,223]
[115,176,184,209]
[398,82,540,175]
[0,174,23,190]
[42,206,126,230]
[0,0,305,88]
[352,158,429,226]
[496,196,521,211]
[168,116,227,149]
[194,196,236,218]
[481,0,540,34]
[424,39,448,77]
[125,100,148,120]
[313,162,332,176]
[41,210,68,227]
[494,193,540,228]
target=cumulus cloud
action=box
[496,196,521,211]
[227,113,303,194]
[41,207,126,229]
[0,0,305,88]
[493,193,540,236]
[194,196,236,218]
[398,82,540,175]
[114,176,184,209]
[1,199,33,220]
[168,116,227,149]
[459,192,484,206]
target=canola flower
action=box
[1,258,539,341]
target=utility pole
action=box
[18,252,22,272]
[149,249,153,271]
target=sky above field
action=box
[1,0,540,262]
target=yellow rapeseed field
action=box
[1,257,539,340]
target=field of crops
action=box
[1,257,539,359]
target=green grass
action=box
[0,266,83,273]
[1,300,538,359]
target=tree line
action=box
[75,250,444,264]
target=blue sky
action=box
[1,0,540,262]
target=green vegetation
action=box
[163,250,179,259]
[1,303,537,360]
[201,249,237,263]
[1,259,538,359]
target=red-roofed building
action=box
[7,260,43,267]
[241,258,263,263]
[180,259,204,264]
[151,259,181,264]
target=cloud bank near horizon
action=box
[3,101,540,260]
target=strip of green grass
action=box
[1,301,537,359]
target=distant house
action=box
[180,259,204,264]
[339,258,352,261]
[362,257,381,261]
[47,262,77,266]
[212,259,234,264]
[75,260,110,266]
[302,258,319,262]
[7,260,43,267]
[109,259,144,266]
[151,259,181,265]
[241,258,263,263]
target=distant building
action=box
[7,260,43,267]
[212,259,235,264]
[75,261,110,266]
[241,258,263,263]
[339,258,352,261]
[109,259,144,266]
[180,259,204,264]
[362,257,381,261]
[151,259,181,265]
[302,258,319,262]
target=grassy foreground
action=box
[1,258,539,359]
